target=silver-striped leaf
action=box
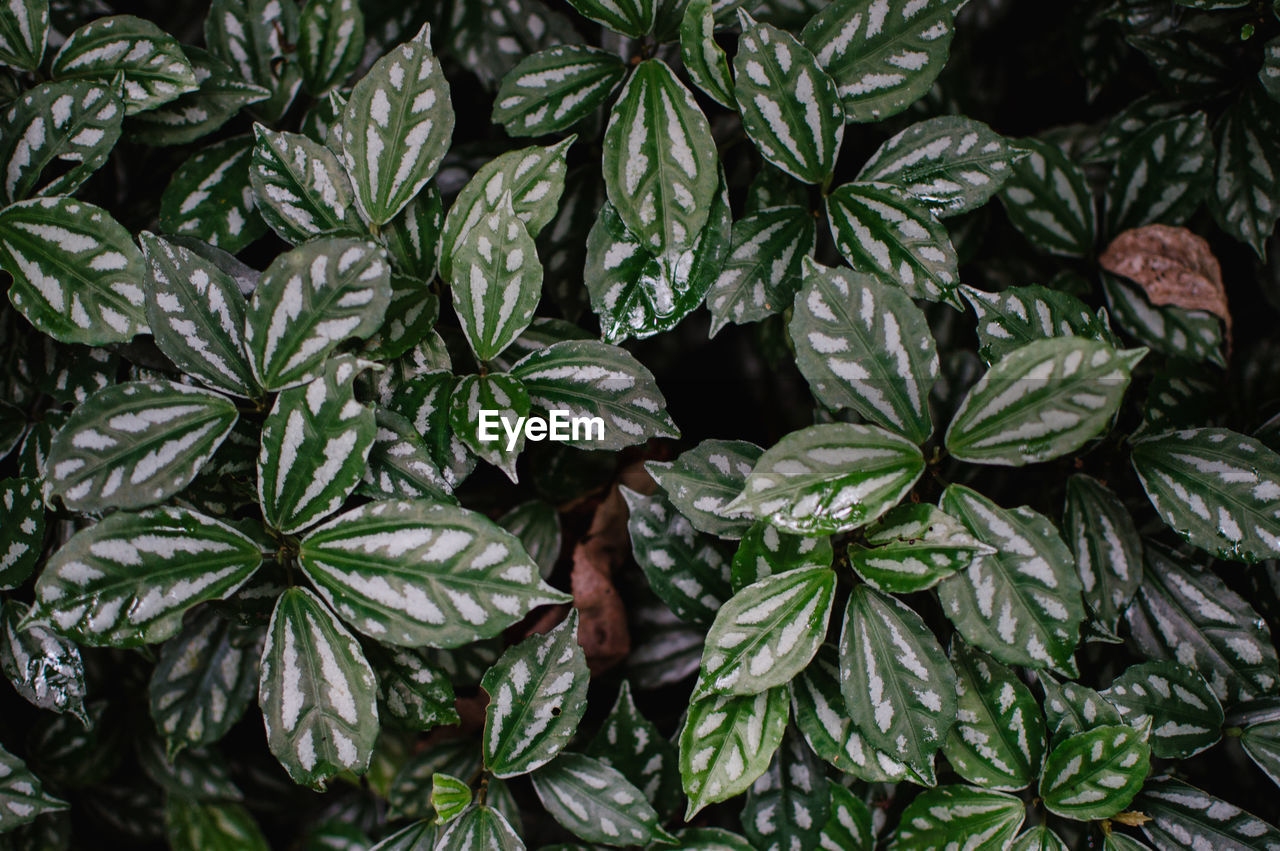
[387,371,475,490]
[0,196,147,345]
[724,423,925,536]
[249,125,358,245]
[0,0,47,70]
[826,181,961,307]
[1242,716,1280,790]
[707,205,815,336]
[532,753,676,847]
[1137,777,1280,851]
[340,23,454,225]
[129,46,270,147]
[492,45,625,137]
[679,686,788,818]
[298,0,362,95]
[1209,92,1280,259]
[1102,661,1223,759]
[481,612,588,778]
[961,284,1115,366]
[244,238,391,391]
[26,506,262,647]
[731,520,832,592]
[256,356,377,534]
[945,337,1143,467]
[259,587,378,789]
[937,484,1085,669]
[434,805,523,851]
[741,727,829,851]
[164,798,268,851]
[0,744,66,831]
[1063,474,1143,637]
[51,15,197,115]
[1011,827,1070,851]
[1101,272,1225,367]
[48,380,237,512]
[378,185,443,281]
[851,503,992,595]
[1132,428,1280,562]
[0,477,43,589]
[1264,35,1280,101]
[889,785,1024,851]
[1040,725,1150,821]
[1105,112,1212,234]
[1039,673,1123,747]
[680,0,734,109]
[159,136,267,253]
[647,439,762,539]
[0,600,86,723]
[998,137,1096,257]
[0,80,122,203]
[448,373,530,482]
[361,273,438,361]
[358,408,454,504]
[585,680,682,819]
[790,259,938,443]
[820,781,874,851]
[565,0,654,37]
[366,644,458,732]
[430,773,470,825]
[204,0,301,121]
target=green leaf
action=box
[47,380,238,512]
[0,80,122,202]
[1103,273,1226,368]
[205,0,302,121]
[493,45,625,137]
[706,205,815,336]
[128,47,271,147]
[938,484,1085,669]
[647,439,761,539]
[340,23,454,225]
[998,137,1096,258]
[790,259,938,443]
[259,587,378,789]
[159,136,268,254]
[256,356,377,534]
[943,639,1046,790]
[27,506,262,647]
[731,520,832,592]
[1040,725,1150,821]
[1263,36,1280,101]
[1,600,86,723]
[742,727,828,851]
[945,337,1143,466]
[1137,778,1280,850]
[0,744,67,831]
[889,785,1024,850]
[165,798,269,851]
[139,233,259,399]
[1011,827,1070,851]
[300,498,567,647]
[362,275,439,362]
[1039,674,1122,747]
[0,0,48,70]
[565,0,654,37]
[434,805,524,851]
[249,125,358,245]
[1132,428,1280,562]
[585,681,681,819]
[368,644,458,732]
[298,0,363,95]
[820,782,874,850]
[1105,112,1212,234]
[359,409,454,503]
[679,686,788,818]
[849,503,994,594]
[1102,661,1222,759]
[370,820,439,850]
[800,0,959,122]
[1209,93,1280,259]
[448,373,530,482]
[532,753,676,846]
[1125,541,1278,703]
[149,608,259,755]
[602,58,718,253]
[482,612,588,778]
[734,12,843,185]
[725,423,925,535]
[621,486,733,624]
[858,116,1020,217]
[1063,474,1143,637]
[51,15,197,115]
[430,773,470,825]
[0,478,43,588]
[1242,717,1280,789]
[680,0,734,108]
[961,284,1115,366]
[378,185,443,281]
[244,238,391,391]
[826,182,961,307]
[387,372,475,490]
[0,196,147,345]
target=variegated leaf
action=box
[159,136,267,253]
[742,727,829,851]
[890,785,1025,850]
[362,273,438,361]
[0,0,47,70]
[849,503,994,594]
[790,259,938,443]
[998,137,1096,257]
[707,205,815,336]
[0,80,122,203]
[0,744,66,831]
[0,477,43,589]
[358,409,453,504]
[1209,92,1280,259]
[449,373,530,482]
[1039,674,1123,747]
[647,439,762,539]
[366,644,458,732]
[1063,474,1143,637]
[129,47,271,147]
[430,773,470,825]
[826,181,961,307]
[961,284,1115,366]
[532,753,676,846]
[0,196,147,345]
[165,798,268,851]
[731,520,832,592]
[482,612,588,778]
[938,484,1084,669]
[387,371,475,490]
[378,185,442,281]
[1137,777,1280,851]
[1105,112,1212,234]
[244,238,391,391]
[1101,273,1225,367]
[725,423,924,535]
[434,805,523,851]
[676,829,754,851]
[1040,725,1150,821]
[205,0,301,121]
[51,15,197,114]
[340,23,454,225]
[298,0,362,95]
[680,0,734,108]
[0,600,86,722]
[493,45,625,137]
[259,587,378,789]
[1011,827,1070,851]
[679,686,788,817]
[26,506,262,647]
[586,681,681,819]
[1102,661,1222,759]
[565,0,654,37]
[1242,714,1280,790]
[249,125,358,245]
[256,356,377,534]
[498,501,560,580]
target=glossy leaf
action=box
[434,805,523,850]
[359,409,454,504]
[0,80,122,203]
[448,373,530,482]
[1101,273,1225,367]
[249,125,358,245]
[585,681,681,819]
[741,727,829,851]
[849,503,994,594]
[0,744,67,831]
[707,205,815,336]
[647,439,762,539]
[0,478,43,589]
[129,47,271,147]
[532,753,676,846]
[0,0,47,70]
[1105,112,1212,234]
[565,0,654,38]
[680,0,733,108]
[159,136,267,253]
[961,284,1115,366]
[0,600,86,723]
[1040,725,1150,821]
[492,45,625,137]
[1063,474,1143,637]
[890,785,1024,850]
[51,15,197,114]
[1137,778,1280,851]
[679,686,788,818]
[731,520,832,592]
[298,0,362,95]
[205,0,301,121]
[368,644,458,732]
[1102,661,1222,759]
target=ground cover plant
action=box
[1,0,1280,847]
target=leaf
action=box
[532,753,675,846]
[0,600,86,723]
[1040,725,1150,821]
[602,58,718,253]
[889,785,1025,850]
[790,259,938,443]
[1242,717,1280,789]
[679,687,788,817]
[47,380,238,512]
[998,137,1096,258]
[1063,474,1143,637]
[937,484,1085,669]
[731,520,832,592]
[367,644,458,732]
[298,0,363,95]
[680,0,734,108]
[159,136,267,254]
[205,0,302,121]
[0,80,122,203]
[742,727,829,851]
[0,478,43,589]
[647,439,762,539]
[826,181,961,307]
[849,503,994,594]
[448,373,530,482]
[706,205,815,336]
[859,116,1020,217]
[1101,273,1225,367]
[1039,674,1123,746]
[256,356,377,534]
[340,23,454,225]
[1132,428,1280,562]
[945,337,1143,466]
[0,0,47,70]
[1105,113,1212,234]
[429,773,470,825]
[27,506,262,647]
[0,744,67,831]
[128,47,271,147]
[724,423,925,535]
[820,782,874,850]
[1011,827,1070,851]
[149,608,259,755]
[585,681,681,819]
[244,238,391,391]
[1125,541,1278,703]
[379,185,443,281]
[1263,35,1280,101]
[961,284,1115,366]
[676,828,756,850]
[482,612,588,778]
[249,125,358,245]
[259,587,378,789]
[139,233,259,399]
[165,798,269,851]
[1102,661,1223,759]
[51,15,197,115]
[300,498,567,647]
[565,0,654,37]
[0,196,147,345]
[492,45,625,137]
[1209,92,1280,258]
[943,639,1046,790]
[434,805,524,851]
[1137,778,1280,851]
[387,372,475,490]
[359,409,454,503]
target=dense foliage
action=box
[1,0,1280,848]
